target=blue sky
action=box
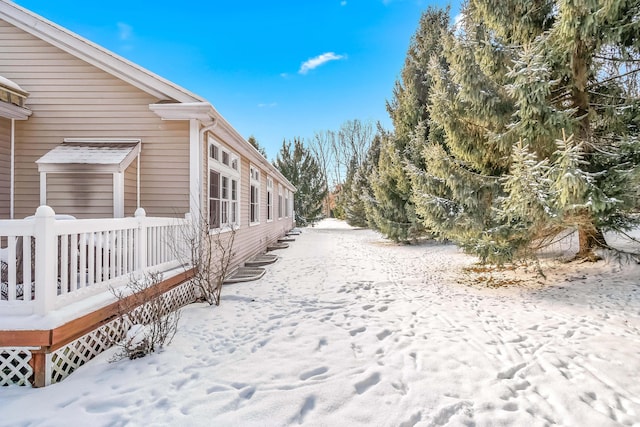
[15,0,459,159]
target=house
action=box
[0,0,296,387]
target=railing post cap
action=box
[134,207,146,217]
[35,205,56,217]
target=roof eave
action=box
[149,102,216,124]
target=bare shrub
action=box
[178,212,237,306]
[110,271,181,360]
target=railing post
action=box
[34,205,57,316]
[135,208,147,273]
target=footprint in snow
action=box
[316,337,328,351]
[239,386,256,400]
[349,326,366,336]
[293,396,316,424]
[502,402,518,411]
[497,362,526,380]
[206,385,229,394]
[299,366,329,381]
[398,411,422,427]
[376,329,392,341]
[354,372,381,395]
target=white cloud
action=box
[258,102,278,108]
[452,12,465,35]
[453,13,464,28]
[299,52,346,75]
[117,22,133,41]
[340,1,347,5]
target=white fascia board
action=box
[37,163,122,174]
[149,102,215,124]
[62,138,141,144]
[117,143,141,173]
[0,0,203,103]
[0,101,31,119]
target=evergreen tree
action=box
[357,134,382,229]
[369,129,425,242]
[369,7,450,242]
[500,0,640,259]
[338,147,385,228]
[248,135,268,158]
[337,156,365,227]
[412,0,640,262]
[409,5,517,261]
[274,139,327,226]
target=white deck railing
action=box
[0,206,189,316]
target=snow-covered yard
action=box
[1,219,639,426]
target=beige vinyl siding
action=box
[221,156,294,272]
[230,157,262,268]
[0,118,10,218]
[0,19,189,219]
[124,161,137,217]
[46,173,112,219]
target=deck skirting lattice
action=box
[0,348,33,386]
[0,278,196,387]
[49,280,196,385]
[50,317,128,384]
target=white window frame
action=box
[278,184,283,220]
[209,144,219,161]
[289,189,294,218]
[208,137,240,232]
[249,165,261,225]
[285,189,290,218]
[266,176,274,222]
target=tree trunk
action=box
[575,210,606,261]
[571,39,605,260]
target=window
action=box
[267,177,273,222]
[285,189,290,218]
[210,144,219,161]
[278,184,283,219]
[209,170,220,228]
[250,165,261,224]
[289,190,294,218]
[208,137,240,230]
[251,166,260,182]
[221,176,229,225]
[231,179,238,223]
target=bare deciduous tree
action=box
[338,119,374,169]
[278,120,378,221]
[310,120,375,217]
[309,130,335,216]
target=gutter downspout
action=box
[189,118,217,220]
[137,148,140,210]
[10,118,14,219]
